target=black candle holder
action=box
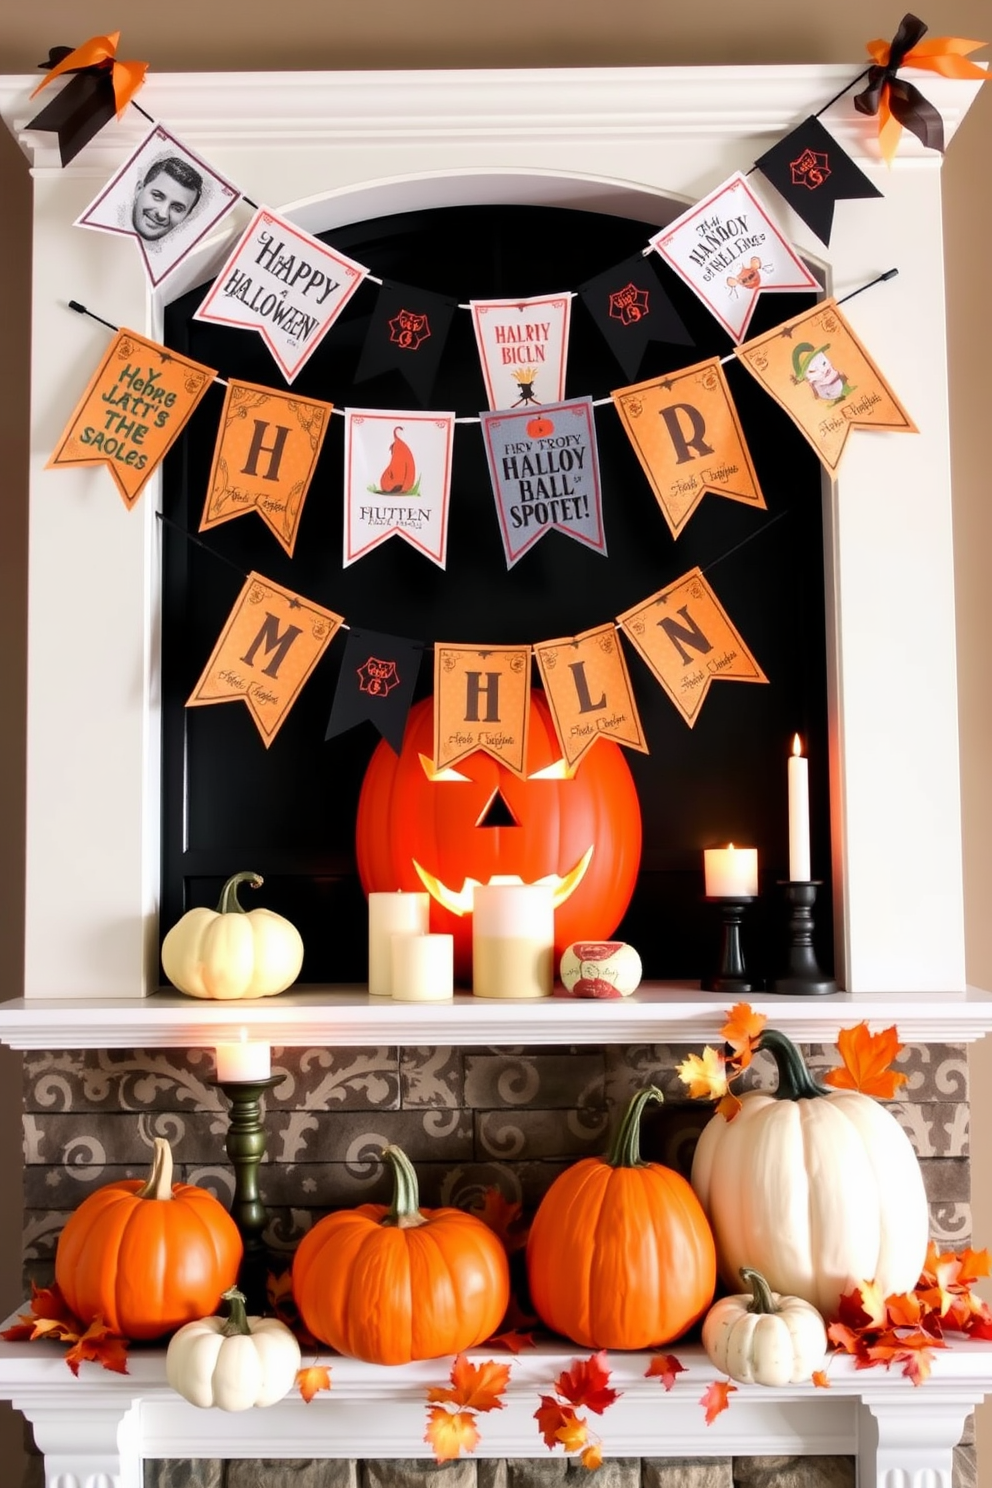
[701,896,754,994]
[215,1074,280,1313]
[769,881,837,996]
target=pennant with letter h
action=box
[470,294,572,411]
[433,644,532,777]
[354,282,458,404]
[325,628,422,754]
[578,254,693,380]
[534,624,647,769]
[756,116,882,247]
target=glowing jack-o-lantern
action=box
[356,691,642,977]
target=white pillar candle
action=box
[472,884,554,1000]
[391,933,454,1002]
[704,844,758,898]
[368,891,430,995]
[788,734,811,882]
[216,1031,271,1083]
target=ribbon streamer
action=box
[854,12,986,163]
[29,33,149,166]
[32,32,148,116]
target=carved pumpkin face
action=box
[356,691,642,977]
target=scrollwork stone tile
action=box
[930,1201,971,1246]
[465,1053,604,1110]
[228,1462,359,1488]
[643,1462,733,1488]
[919,1158,969,1204]
[401,1047,465,1107]
[476,1107,609,1161]
[889,1101,970,1158]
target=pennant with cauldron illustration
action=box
[325,628,422,754]
[187,572,343,747]
[470,294,572,411]
[433,644,532,777]
[578,254,694,380]
[649,172,818,343]
[755,116,882,247]
[47,328,215,510]
[612,357,765,540]
[344,409,455,568]
[533,624,647,769]
[354,282,458,405]
[479,397,606,569]
[201,381,333,557]
[618,568,767,728]
[735,298,916,473]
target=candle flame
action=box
[792,734,803,757]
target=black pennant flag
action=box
[28,49,118,167]
[354,282,458,405]
[756,116,882,248]
[325,628,423,754]
[578,254,693,381]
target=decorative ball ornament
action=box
[560,940,642,997]
[702,1267,827,1386]
[162,871,304,1000]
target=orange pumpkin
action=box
[291,1144,509,1364]
[356,690,642,978]
[55,1137,243,1340]
[526,1087,716,1349]
[527,416,554,438]
[380,426,417,493]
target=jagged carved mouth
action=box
[411,847,594,917]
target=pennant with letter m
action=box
[325,628,422,754]
[756,116,882,247]
[433,644,532,777]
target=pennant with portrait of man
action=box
[618,568,767,727]
[433,644,532,777]
[470,294,572,411]
[324,627,423,754]
[187,572,343,747]
[612,358,765,539]
[534,624,647,769]
[201,381,333,556]
[47,328,215,510]
[734,298,917,473]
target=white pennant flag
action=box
[343,409,455,568]
[470,294,572,411]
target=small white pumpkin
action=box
[702,1267,827,1386]
[166,1287,302,1411]
[162,871,304,1000]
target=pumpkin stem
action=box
[220,1286,253,1337]
[741,1267,780,1315]
[605,1086,664,1168]
[756,1028,830,1101]
[216,871,264,915]
[135,1136,175,1201]
[380,1144,429,1230]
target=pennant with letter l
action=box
[612,358,765,540]
[735,297,916,473]
[755,116,882,247]
[649,172,818,343]
[618,568,767,728]
[201,381,333,556]
[534,624,647,769]
[324,628,422,754]
[47,328,214,510]
[354,282,458,404]
[187,572,343,747]
[344,408,455,568]
[470,294,572,411]
[433,644,532,777]
[578,254,693,380]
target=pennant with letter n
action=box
[47,329,215,510]
[433,644,532,777]
[618,568,767,727]
[325,628,422,754]
[534,624,648,769]
[187,573,343,747]
[755,115,882,248]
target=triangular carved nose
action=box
[476,789,519,828]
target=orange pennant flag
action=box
[47,329,215,509]
[32,33,149,116]
[533,623,647,768]
[187,572,343,747]
[433,644,531,776]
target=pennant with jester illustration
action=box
[433,644,532,777]
[533,624,647,769]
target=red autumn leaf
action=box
[30,1316,81,1344]
[297,1365,332,1402]
[489,1329,536,1353]
[812,1370,831,1389]
[700,1379,736,1424]
[645,1353,687,1391]
[0,1315,37,1343]
[581,1443,604,1470]
[555,1411,589,1453]
[826,1321,866,1356]
[900,1350,934,1387]
[554,1351,619,1414]
[425,1406,480,1462]
[719,1002,767,1069]
[836,1281,888,1332]
[64,1319,129,1376]
[823,1023,907,1099]
[1,1281,85,1342]
[536,1395,574,1450]
[427,1356,510,1413]
[473,1187,530,1253]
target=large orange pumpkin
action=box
[526,1087,716,1349]
[55,1137,243,1340]
[356,690,642,977]
[292,1144,510,1364]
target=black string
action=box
[154,509,252,579]
[814,67,872,119]
[700,508,788,579]
[838,267,898,304]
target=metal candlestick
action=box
[769,881,837,996]
[215,1074,280,1312]
[701,896,754,994]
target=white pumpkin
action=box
[162,871,304,1000]
[690,1028,929,1319]
[702,1267,827,1386]
[166,1287,301,1411]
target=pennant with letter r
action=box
[325,628,422,754]
[578,254,694,380]
[354,281,458,405]
[755,116,882,247]
[433,644,532,777]
[534,624,647,768]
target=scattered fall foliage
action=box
[425,1354,511,1461]
[535,1350,619,1467]
[823,1023,908,1099]
[296,1364,332,1403]
[700,1378,737,1423]
[645,1353,688,1391]
[1,1281,130,1375]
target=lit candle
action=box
[704,844,758,898]
[215,1029,271,1083]
[368,891,430,996]
[391,933,454,1002]
[788,734,811,882]
[472,884,554,1000]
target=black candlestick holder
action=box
[701,896,754,993]
[215,1074,281,1313]
[769,881,837,996]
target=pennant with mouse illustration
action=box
[533,624,647,768]
[649,172,818,343]
[734,298,916,472]
[343,408,455,568]
[612,357,765,539]
[755,116,882,248]
[578,253,694,380]
[433,644,532,777]
[201,381,333,556]
[324,627,423,754]
[470,294,572,411]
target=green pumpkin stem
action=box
[216,871,264,915]
[135,1136,175,1201]
[756,1028,830,1101]
[606,1086,664,1168]
[741,1267,780,1315]
[380,1144,428,1229]
[221,1287,253,1336]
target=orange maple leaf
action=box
[645,1353,687,1391]
[701,1379,736,1424]
[826,1321,864,1356]
[30,1316,80,1344]
[812,1370,831,1389]
[581,1443,604,1471]
[823,1023,907,1099]
[1,1281,84,1343]
[555,1411,589,1453]
[427,1356,511,1413]
[886,1292,923,1329]
[716,1091,743,1123]
[64,1319,129,1376]
[719,1002,767,1069]
[425,1406,480,1462]
[677,1047,728,1102]
[554,1351,619,1414]
[488,1329,536,1354]
[267,1268,320,1349]
[473,1187,530,1253]
[536,1395,574,1450]
[297,1365,332,1403]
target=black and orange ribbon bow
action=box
[854,12,986,163]
[28,32,149,166]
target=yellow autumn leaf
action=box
[677,1046,728,1101]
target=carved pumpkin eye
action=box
[418,752,471,783]
[528,757,573,781]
